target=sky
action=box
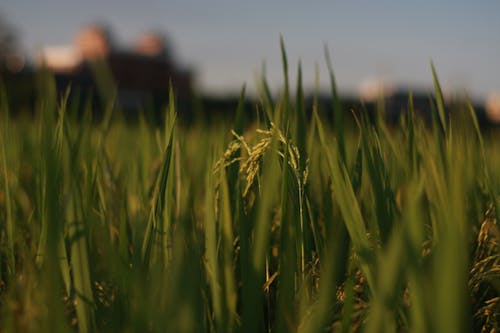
[1,1,500,101]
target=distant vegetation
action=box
[0,43,499,332]
[0,16,15,62]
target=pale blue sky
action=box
[2,1,499,101]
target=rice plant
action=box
[0,45,499,332]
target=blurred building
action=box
[486,93,500,124]
[38,25,192,116]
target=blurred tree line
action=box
[0,14,35,116]
[0,14,19,72]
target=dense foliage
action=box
[1,49,499,332]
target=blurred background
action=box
[1,0,500,123]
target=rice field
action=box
[0,47,499,332]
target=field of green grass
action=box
[1,46,499,332]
